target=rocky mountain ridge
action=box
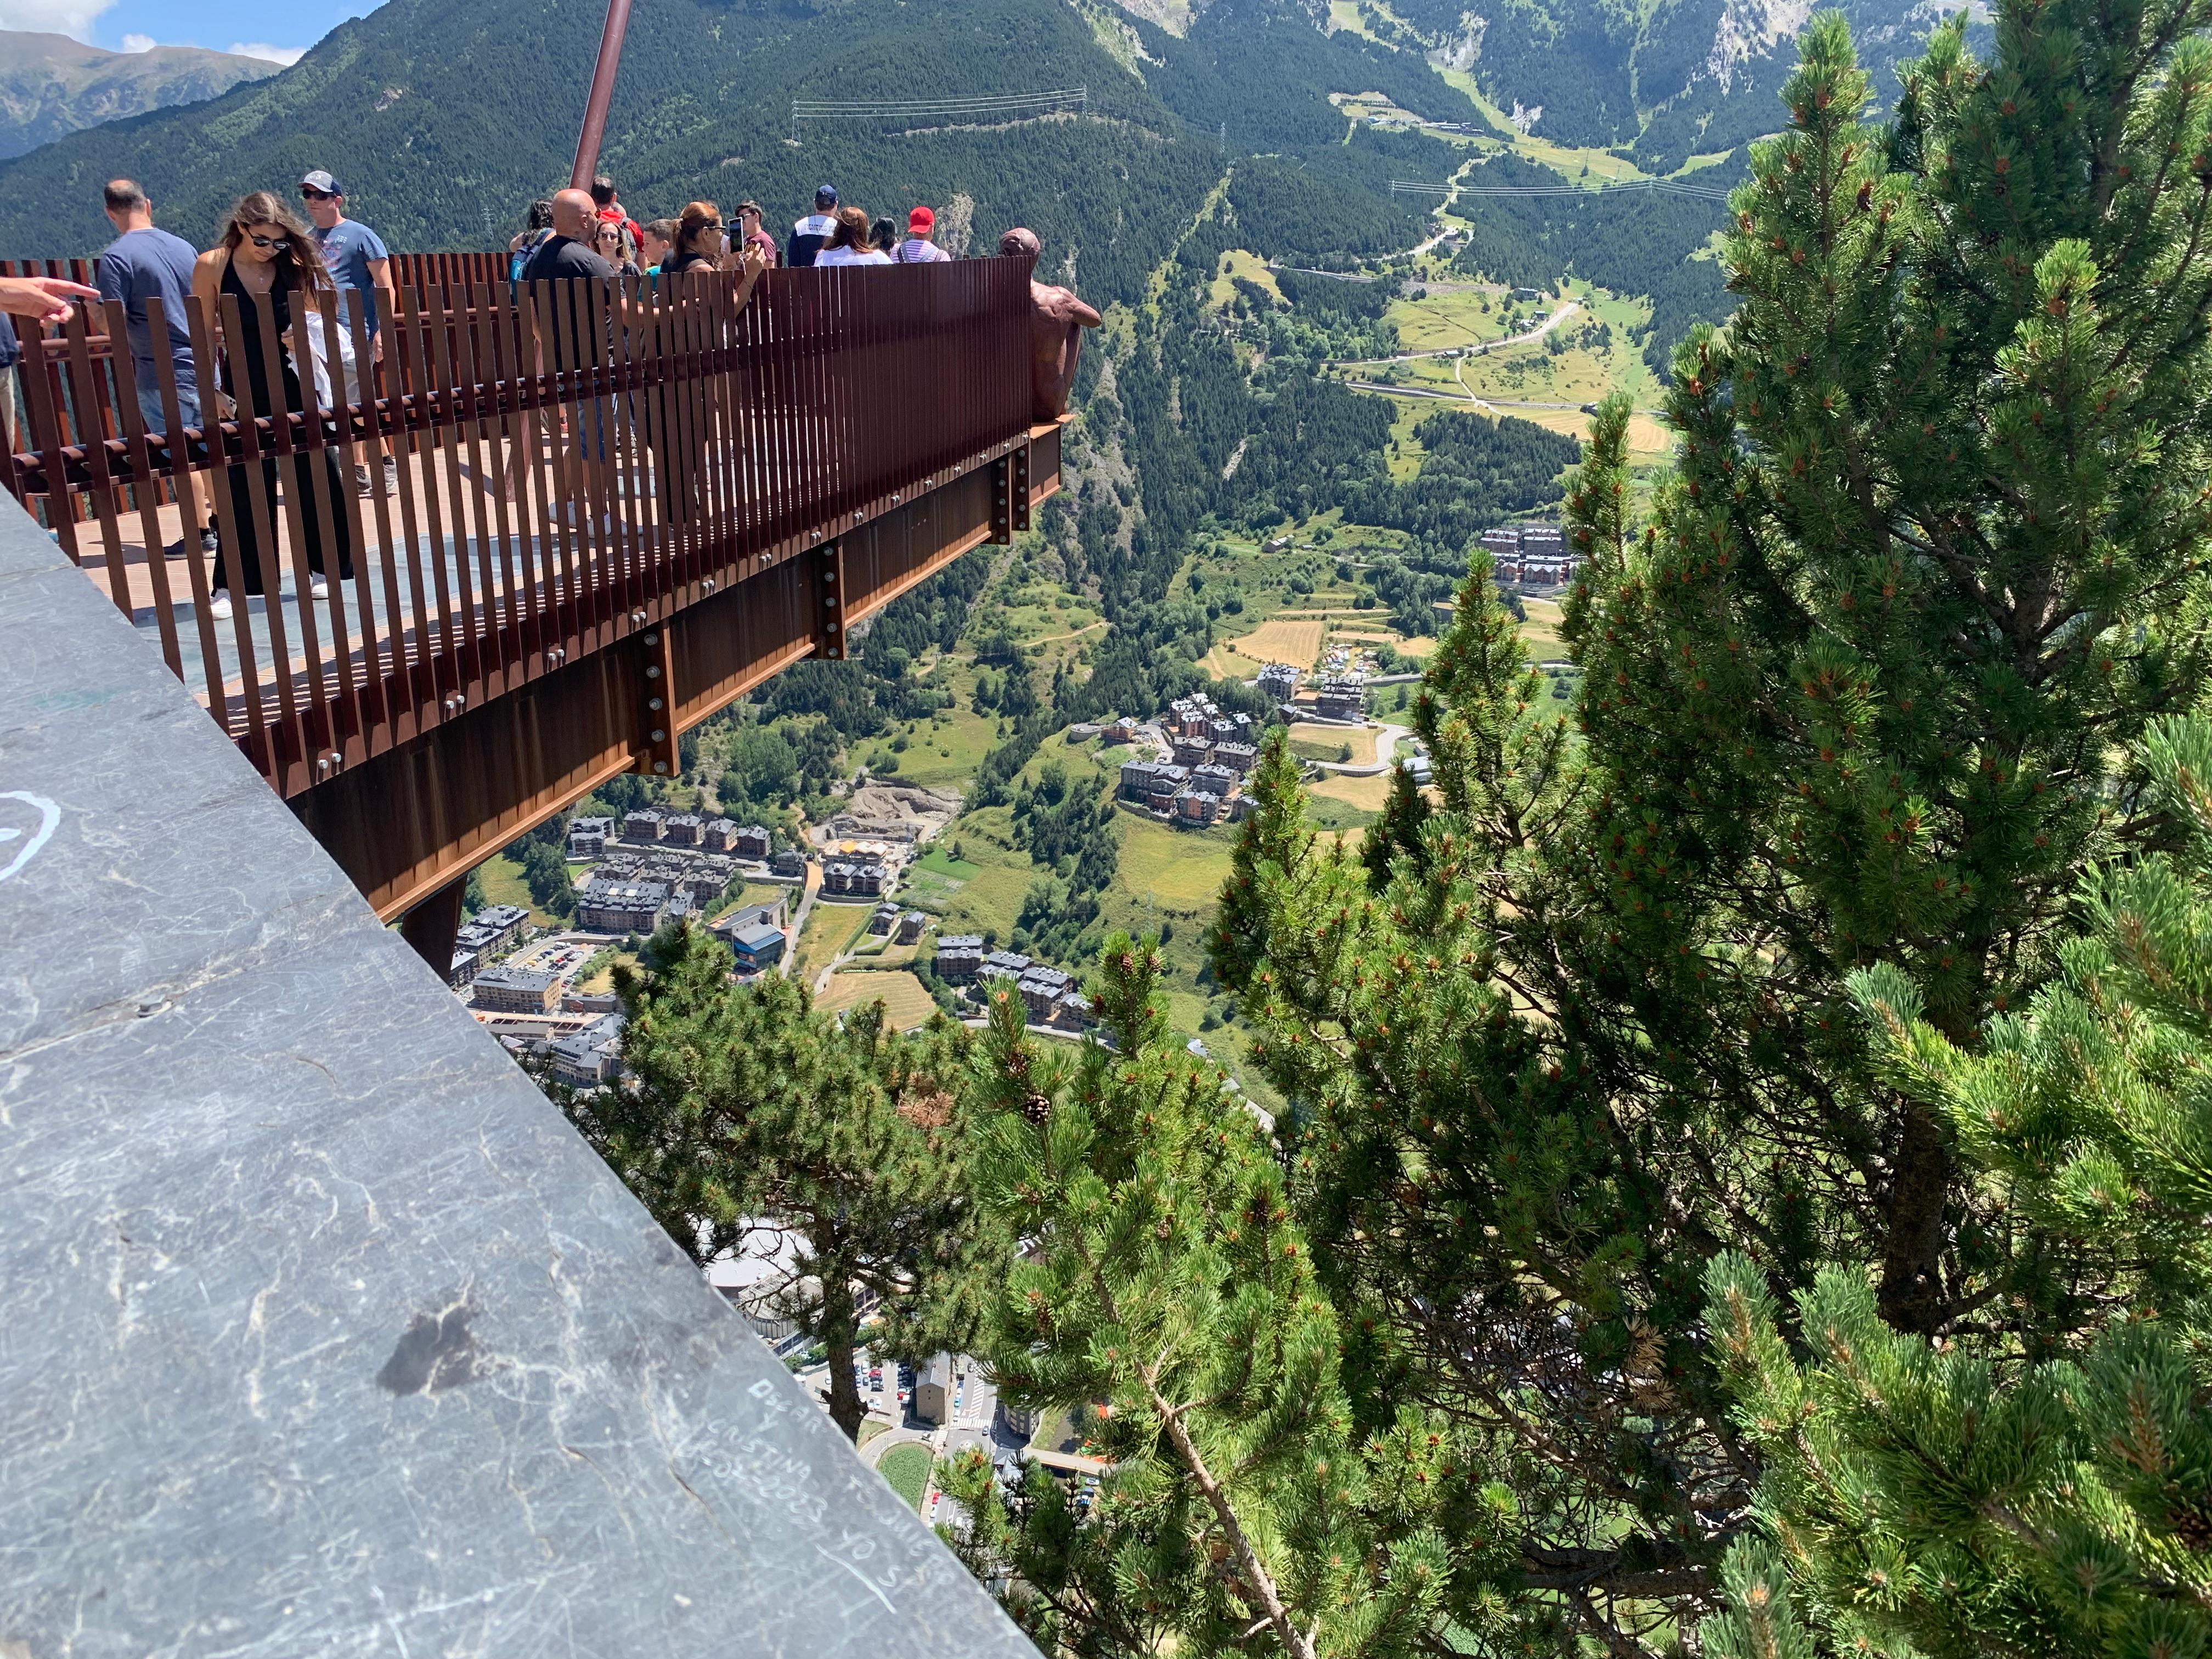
[0,31,280,161]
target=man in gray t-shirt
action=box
[96,177,210,558]
[301,169,398,496]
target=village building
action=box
[471,963,562,1015]
[576,878,670,935]
[545,1013,625,1089]
[932,935,986,982]
[728,923,786,974]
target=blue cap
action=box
[815,184,838,207]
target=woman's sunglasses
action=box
[247,234,291,251]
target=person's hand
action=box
[737,240,769,282]
[371,330,384,365]
[0,275,100,326]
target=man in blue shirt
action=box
[300,169,399,497]
[96,177,211,560]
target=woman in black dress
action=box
[189,191,355,620]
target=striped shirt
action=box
[895,239,951,264]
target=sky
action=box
[0,0,375,63]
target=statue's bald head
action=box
[551,189,596,238]
[998,227,1041,259]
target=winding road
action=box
[1328,300,1581,371]
[1310,723,1416,777]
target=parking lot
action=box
[509,938,597,980]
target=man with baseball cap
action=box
[300,169,398,496]
[895,206,951,264]
[787,185,838,268]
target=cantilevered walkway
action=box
[3,251,1063,964]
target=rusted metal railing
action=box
[4,252,1035,794]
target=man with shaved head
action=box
[998,226,1101,424]
[524,188,613,286]
[518,188,624,487]
[516,187,768,516]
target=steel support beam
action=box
[570,0,635,190]
[399,874,467,978]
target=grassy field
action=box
[1336,629,1436,657]
[574,947,637,995]
[1342,281,1677,464]
[1311,771,1394,813]
[794,901,874,983]
[1228,616,1325,669]
[819,969,938,1029]
[1211,247,1284,308]
[475,853,564,930]
[878,1442,932,1510]
[1289,722,1378,764]
[936,859,1037,942]
[885,704,999,790]
[1390,285,1521,355]
[1118,815,1237,909]
[1519,597,1568,659]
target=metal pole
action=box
[569,0,635,190]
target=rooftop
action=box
[473,962,559,991]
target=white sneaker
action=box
[208,589,232,620]
[311,574,329,597]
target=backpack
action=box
[510,229,552,284]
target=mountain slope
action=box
[0,0,1464,290]
[0,31,280,161]
[1112,0,1975,166]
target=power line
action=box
[790,87,1086,140]
[1391,177,1732,202]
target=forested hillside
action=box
[0,0,1917,318]
[0,0,1451,290]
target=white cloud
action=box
[119,30,153,49]
[227,40,306,64]
[0,0,119,40]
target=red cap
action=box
[907,206,935,234]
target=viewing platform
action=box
[3,251,1063,952]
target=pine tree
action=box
[562,924,997,1440]
[1702,714,2212,1659]
[1212,1,2212,1646]
[1361,755,1431,891]
[941,943,1519,1659]
[518,838,576,921]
